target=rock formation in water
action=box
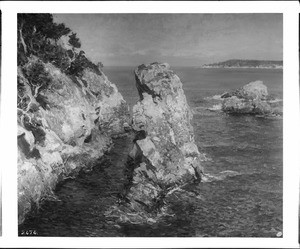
[17,14,130,224]
[106,63,204,224]
[221,80,281,115]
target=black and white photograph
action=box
[16,13,283,237]
[0,10,2,237]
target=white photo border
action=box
[0,1,299,248]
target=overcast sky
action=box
[54,14,282,67]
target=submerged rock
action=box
[221,81,279,115]
[17,56,130,224]
[108,62,204,223]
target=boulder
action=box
[109,62,204,223]
[221,80,268,100]
[17,56,130,224]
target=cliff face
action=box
[17,56,129,224]
[132,63,202,180]
[106,63,204,224]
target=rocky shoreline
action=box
[17,56,280,225]
[17,14,134,224]
[18,57,206,225]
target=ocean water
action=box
[19,67,283,237]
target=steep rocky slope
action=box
[17,15,130,224]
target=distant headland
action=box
[201,59,283,69]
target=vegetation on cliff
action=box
[18,14,102,76]
[17,14,109,142]
[17,14,129,224]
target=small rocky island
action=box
[202,59,283,69]
[220,80,282,116]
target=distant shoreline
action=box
[104,65,283,70]
[201,59,283,70]
[200,66,283,69]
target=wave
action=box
[191,106,206,114]
[202,170,241,182]
[268,98,283,103]
[204,94,223,101]
[192,105,222,115]
[207,104,222,111]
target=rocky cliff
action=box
[106,63,204,224]
[17,19,130,223]
[18,57,129,224]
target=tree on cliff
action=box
[18,14,71,59]
[17,14,103,76]
[68,32,81,48]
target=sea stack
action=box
[109,63,204,223]
[221,80,279,115]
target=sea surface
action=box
[19,67,283,237]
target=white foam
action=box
[207,104,222,111]
[204,94,223,101]
[268,98,283,103]
[202,170,241,182]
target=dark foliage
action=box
[69,33,81,48]
[38,42,71,71]
[23,116,46,145]
[36,94,50,110]
[18,134,41,159]
[67,51,102,76]
[23,61,51,95]
[97,62,104,69]
[18,14,71,64]
[17,76,29,110]
[17,14,103,91]
[66,49,74,59]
